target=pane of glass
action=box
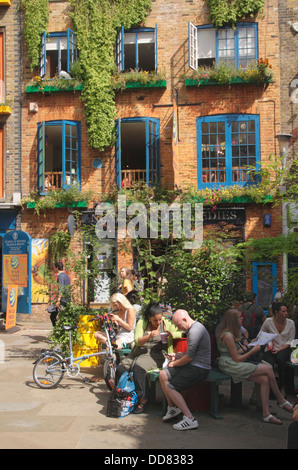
[248,121,255,132]
[201,122,209,134]
[209,122,217,133]
[218,122,225,133]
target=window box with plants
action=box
[0,0,11,5]
[184,60,273,88]
[112,70,166,91]
[26,76,83,94]
[0,105,11,114]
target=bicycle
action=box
[32,310,118,391]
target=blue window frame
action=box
[116,25,158,72]
[189,22,258,70]
[37,120,81,194]
[197,114,260,188]
[40,29,78,78]
[252,262,277,314]
[115,117,160,188]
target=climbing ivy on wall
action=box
[207,0,265,28]
[20,0,49,70]
[69,0,152,150]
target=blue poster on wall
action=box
[2,231,32,314]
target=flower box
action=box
[125,80,167,89]
[26,83,83,93]
[0,105,11,114]
[185,77,271,87]
[26,201,87,209]
[0,1,11,5]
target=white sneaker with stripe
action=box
[162,405,182,422]
[172,415,198,431]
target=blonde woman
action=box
[94,292,136,349]
[217,309,293,425]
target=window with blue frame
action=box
[189,22,258,70]
[115,117,160,188]
[37,120,81,194]
[40,29,78,78]
[197,114,260,188]
[116,25,158,72]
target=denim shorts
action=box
[165,364,209,392]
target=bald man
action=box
[159,309,211,430]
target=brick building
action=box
[0,0,22,311]
[18,0,289,319]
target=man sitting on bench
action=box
[159,309,211,430]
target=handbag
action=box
[237,337,261,364]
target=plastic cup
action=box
[160,332,168,344]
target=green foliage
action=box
[49,231,71,264]
[163,241,246,329]
[19,0,49,70]
[49,303,88,354]
[207,0,265,28]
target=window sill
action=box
[26,201,87,209]
[185,77,272,87]
[26,83,83,94]
[0,105,11,114]
[123,80,167,89]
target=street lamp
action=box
[275,133,292,295]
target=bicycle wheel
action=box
[103,358,116,390]
[33,353,64,389]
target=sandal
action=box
[262,414,282,425]
[133,402,147,414]
[278,400,293,413]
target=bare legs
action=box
[159,369,194,419]
[248,362,288,419]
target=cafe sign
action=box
[203,207,246,225]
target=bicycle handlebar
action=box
[88,308,120,322]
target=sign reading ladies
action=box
[95,195,203,250]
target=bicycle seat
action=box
[63,325,78,331]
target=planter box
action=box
[0,105,11,114]
[185,195,273,204]
[26,83,83,93]
[26,201,87,209]
[0,1,11,5]
[125,80,166,89]
[185,77,271,87]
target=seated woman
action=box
[118,267,134,297]
[94,293,136,349]
[116,303,182,414]
[217,308,293,425]
[260,302,295,395]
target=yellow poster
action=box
[5,285,18,330]
[31,239,49,303]
[3,254,28,287]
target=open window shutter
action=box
[40,31,47,77]
[67,29,77,72]
[115,118,121,187]
[116,26,124,72]
[37,122,45,192]
[155,23,158,71]
[188,22,197,70]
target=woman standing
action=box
[116,303,182,414]
[94,293,136,349]
[118,267,134,296]
[260,302,295,396]
[217,309,293,425]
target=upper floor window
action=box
[189,22,258,70]
[116,25,158,72]
[37,120,81,194]
[196,114,260,189]
[40,29,78,79]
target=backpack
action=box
[241,303,257,339]
[106,361,138,418]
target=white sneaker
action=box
[162,405,182,422]
[172,415,198,431]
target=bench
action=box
[147,367,242,419]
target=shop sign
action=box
[203,207,246,225]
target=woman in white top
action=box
[260,302,296,395]
[94,292,136,349]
